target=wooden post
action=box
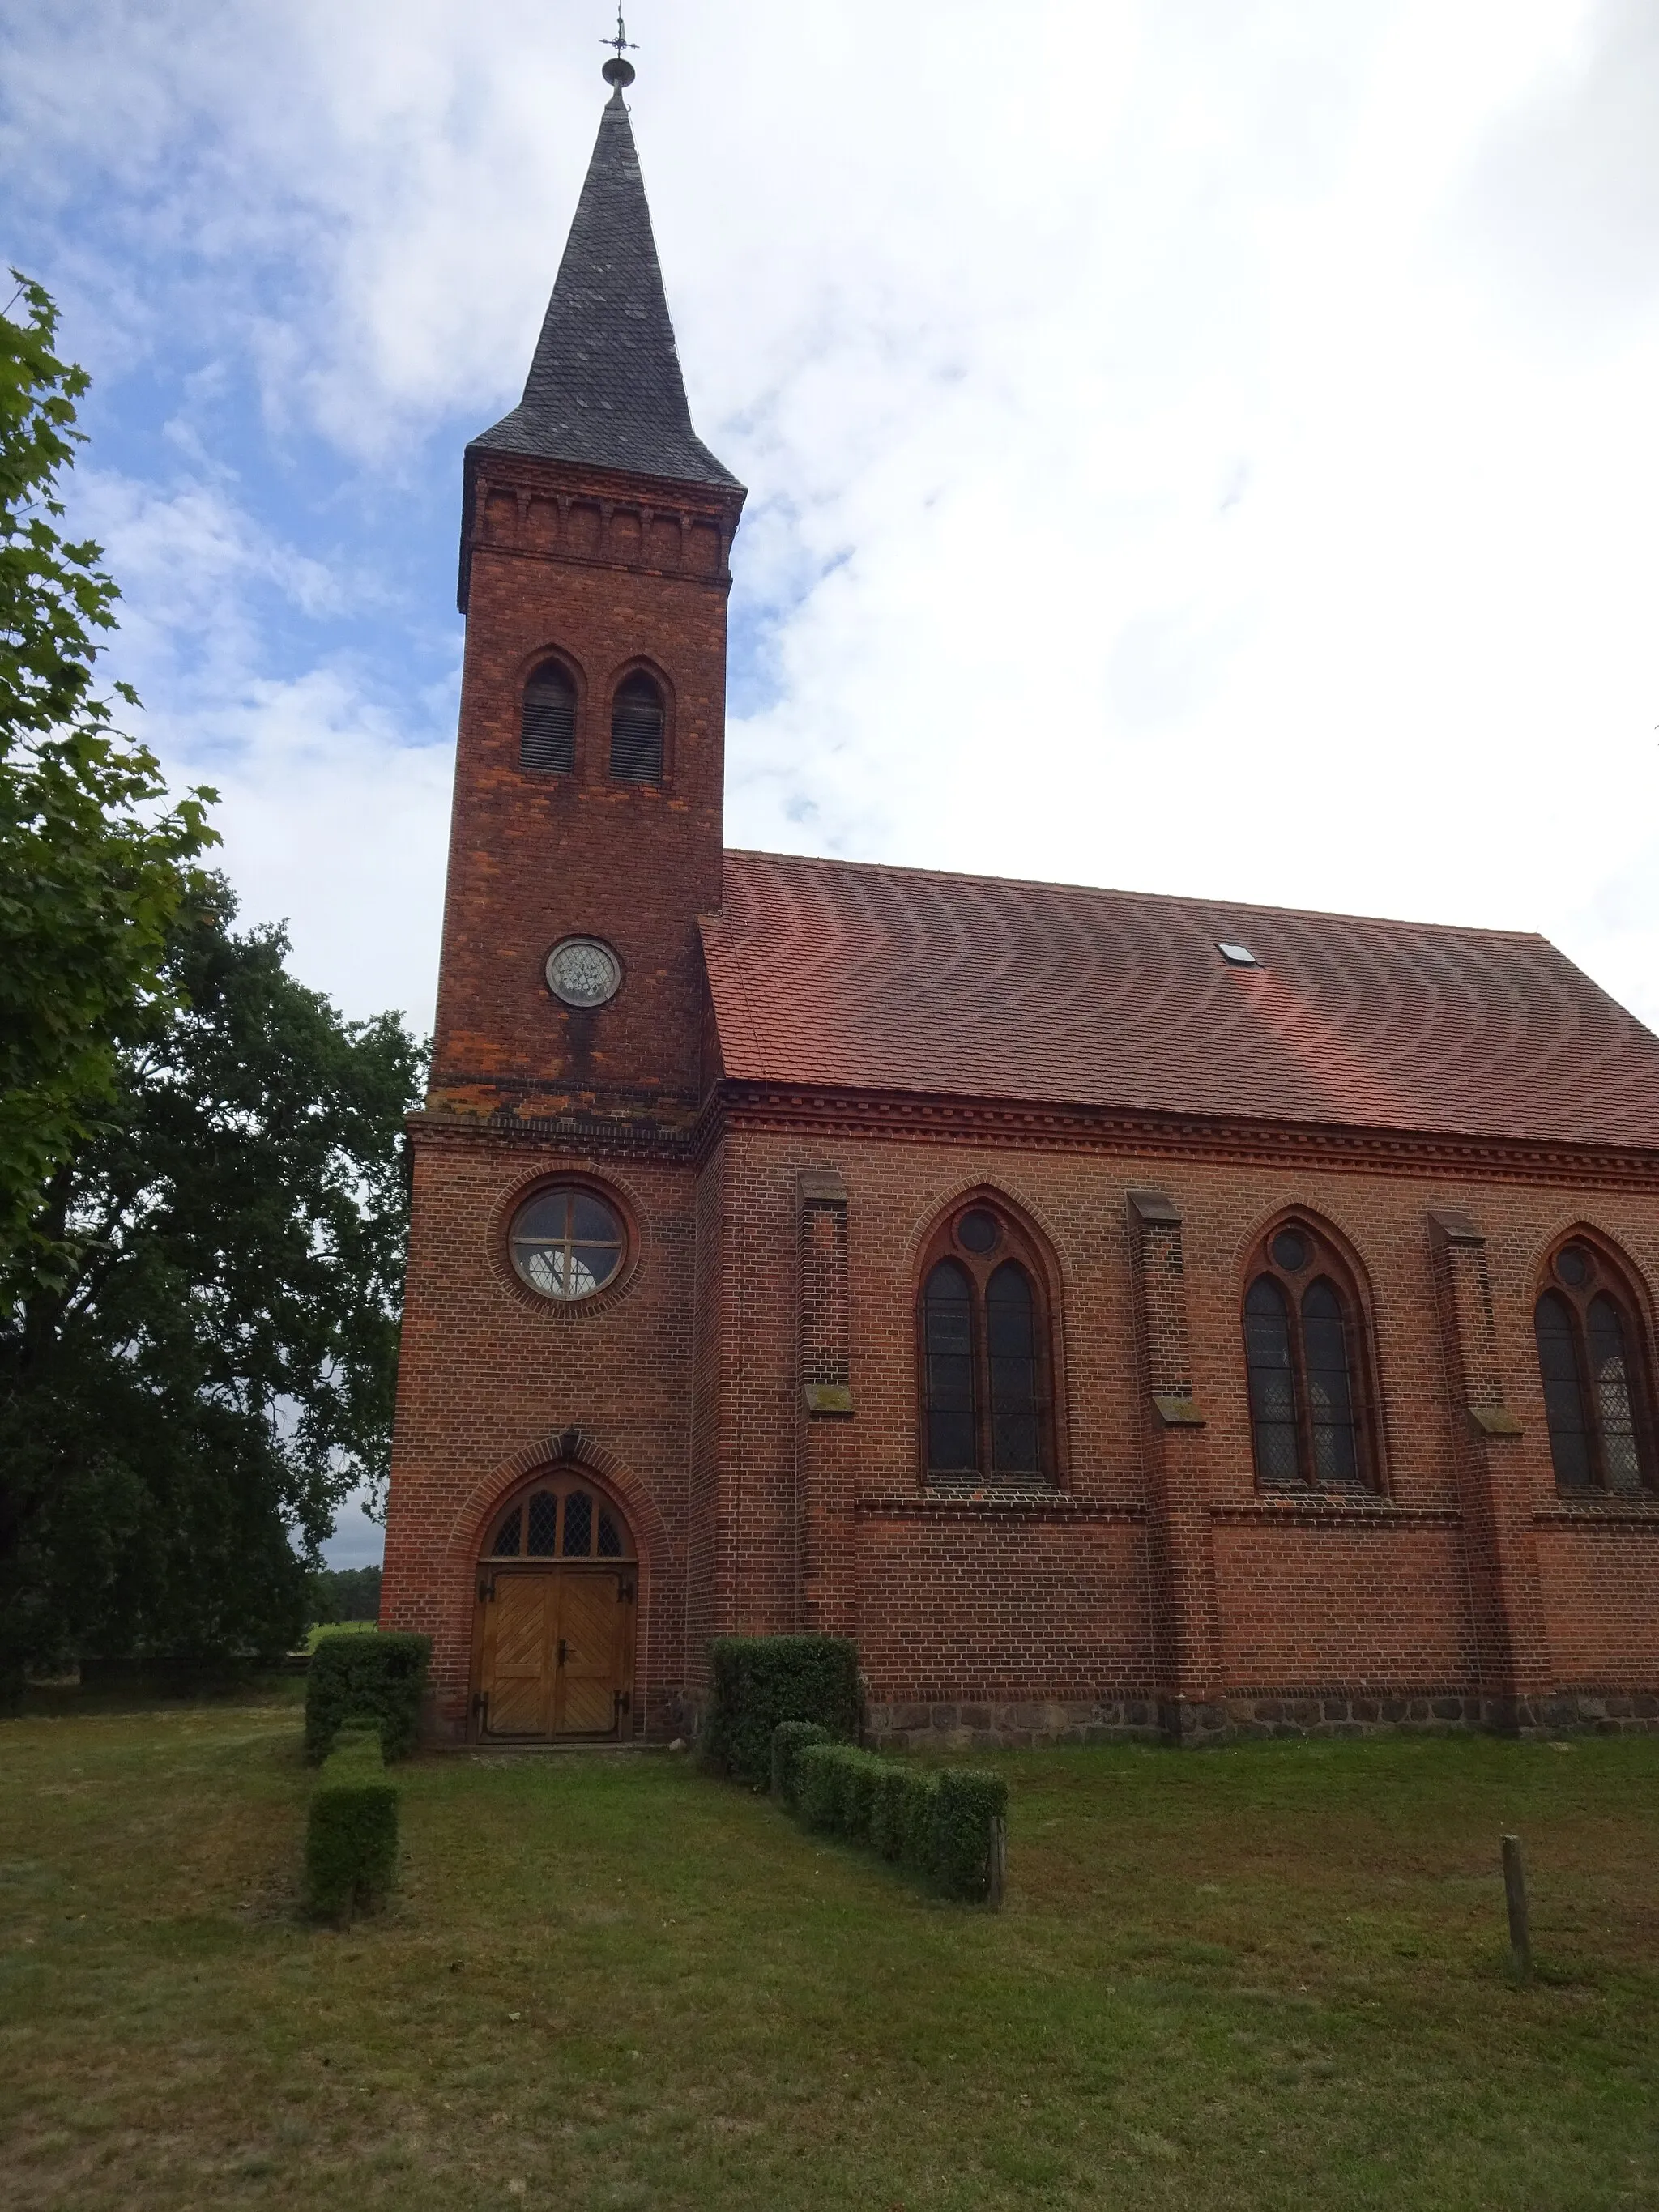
[987,1817,1007,1911]
[1501,1833,1531,1978]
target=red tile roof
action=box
[699,850,1659,1150]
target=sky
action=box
[6,0,1658,1563]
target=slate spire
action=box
[471,69,739,488]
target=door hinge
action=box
[478,1575,495,1603]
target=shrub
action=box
[770,1720,834,1808]
[837,1749,887,1843]
[795,1740,847,1834]
[931,1767,1009,1902]
[304,1727,399,1923]
[304,1629,430,1764]
[702,1635,859,1784]
[871,1762,940,1870]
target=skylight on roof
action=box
[1218,942,1257,966]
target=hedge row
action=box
[702,1636,859,1784]
[304,1628,431,1764]
[781,1732,1008,1903]
[305,1724,399,1924]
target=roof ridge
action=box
[720,846,1549,946]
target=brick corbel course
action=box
[1126,1188,1223,1740]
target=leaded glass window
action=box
[923,1261,976,1473]
[509,1187,626,1302]
[1244,1276,1299,1484]
[987,1264,1040,1474]
[1242,1222,1376,1491]
[562,1489,593,1558]
[525,1490,560,1554]
[482,1476,637,1565]
[918,1204,1056,1483]
[1534,1244,1653,1494]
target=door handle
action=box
[557,1639,568,1666]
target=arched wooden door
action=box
[472,1474,638,1741]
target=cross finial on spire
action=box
[601,9,638,90]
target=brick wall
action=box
[384,405,1659,1750]
[707,1125,1659,1741]
[431,450,741,1123]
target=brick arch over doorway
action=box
[430,1430,672,1744]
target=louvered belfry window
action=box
[1534,1241,1653,1493]
[520,661,577,774]
[917,1203,1056,1484]
[609,671,665,783]
[1241,1221,1375,1490]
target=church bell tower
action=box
[431,49,745,1129]
[382,49,744,1742]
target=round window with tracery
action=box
[509,1187,626,1301]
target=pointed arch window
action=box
[918,1204,1056,1484]
[520,660,577,774]
[1242,1221,1376,1490]
[484,1472,634,1562]
[1534,1242,1654,1494]
[609,671,664,783]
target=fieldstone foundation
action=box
[863,1686,1659,1750]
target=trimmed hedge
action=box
[777,1724,1006,1902]
[702,1635,859,1784]
[871,1762,940,1871]
[796,1740,846,1833]
[770,1720,834,1809]
[305,1629,431,1764]
[795,1742,888,1839]
[304,1726,399,1923]
[932,1768,1009,1902]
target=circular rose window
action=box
[956,1208,1001,1255]
[509,1187,626,1301]
[545,936,622,1008]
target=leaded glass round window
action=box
[1555,1244,1591,1289]
[509,1187,626,1301]
[545,936,622,1008]
[956,1208,1001,1255]
[1270,1228,1310,1272]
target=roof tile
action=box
[700,850,1659,1149]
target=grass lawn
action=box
[2,1694,1657,2210]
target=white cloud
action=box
[6,0,1657,1042]
[75,472,455,1029]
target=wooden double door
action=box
[476,1565,636,1741]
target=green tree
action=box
[1,269,216,1283]
[0,883,423,1687]
[0,273,424,1694]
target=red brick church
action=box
[381,58,1659,1749]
